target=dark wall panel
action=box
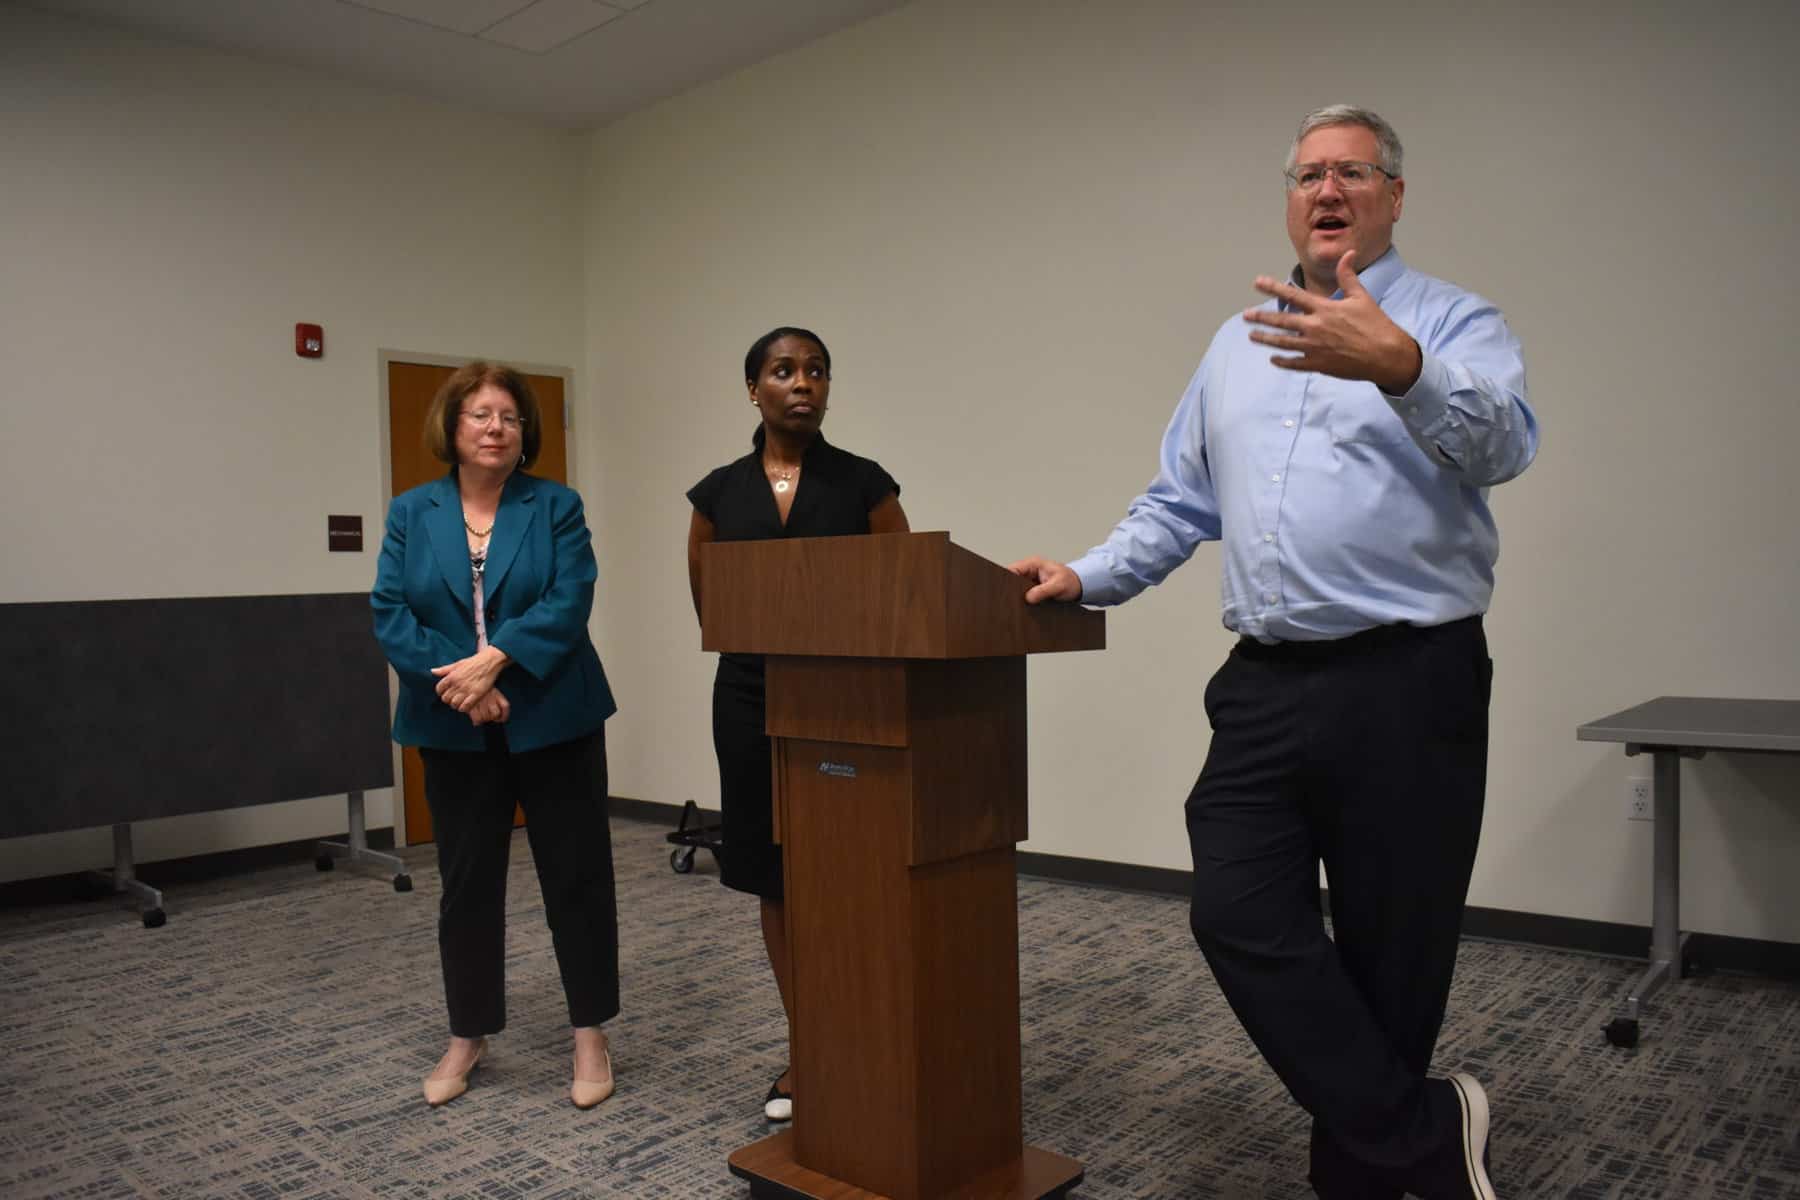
[2,594,393,839]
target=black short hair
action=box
[744,326,831,385]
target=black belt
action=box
[1234,613,1483,662]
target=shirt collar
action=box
[1284,244,1405,308]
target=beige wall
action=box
[0,6,585,881]
[582,0,1800,942]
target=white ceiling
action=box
[21,0,913,129]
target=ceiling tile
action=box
[344,0,537,36]
[478,0,626,53]
[23,0,915,128]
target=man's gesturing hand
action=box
[1242,251,1422,395]
[1006,557,1083,605]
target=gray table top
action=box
[1577,696,1800,753]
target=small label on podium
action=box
[816,760,857,778]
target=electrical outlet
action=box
[1625,777,1653,821]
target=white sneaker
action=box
[763,1077,793,1123]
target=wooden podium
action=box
[701,533,1104,1200]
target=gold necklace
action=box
[463,516,493,538]
[766,461,800,494]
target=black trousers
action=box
[420,726,620,1037]
[1185,617,1490,1196]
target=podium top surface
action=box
[700,531,1104,659]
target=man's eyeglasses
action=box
[1283,161,1396,193]
[460,409,526,431]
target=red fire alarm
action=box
[295,323,324,358]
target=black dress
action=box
[687,426,900,898]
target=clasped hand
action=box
[431,646,511,725]
[464,689,510,726]
[1242,250,1421,396]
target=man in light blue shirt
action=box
[1012,106,1535,1200]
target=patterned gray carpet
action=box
[1,816,1795,1199]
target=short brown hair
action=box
[422,361,543,469]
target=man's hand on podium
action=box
[1008,557,1083,605]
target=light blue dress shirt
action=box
[1068,247,1537,643]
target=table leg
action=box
[1604,749,1690,1047]
[84,823,166,928]
[1648,750,1684,981]
[316,791,414,892]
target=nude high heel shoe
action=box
[571,1043,614,1109]
[422,1039,484,1107]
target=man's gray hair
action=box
[1285,105,1404,177]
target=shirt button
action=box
[1408,405,1419,416]
[1264,593,1278,604]
[1264,533,1274,543]
[1270,473,1281,482]
[1283,419,1295,428]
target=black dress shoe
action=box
[763,1076,793,1123]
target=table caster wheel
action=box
[142,908,167,929]
[315,853,335,871]
[670,848,695,874]
[1603,1017,1639,1048]
[393,874,413,893]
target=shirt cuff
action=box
[1382,349,1454,443]
[1067,552,1119,607]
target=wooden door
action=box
[386,360,569,844]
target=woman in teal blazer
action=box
[372,361,620,1111]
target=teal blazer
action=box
[372,471,616,753]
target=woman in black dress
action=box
[686,327,909,1123]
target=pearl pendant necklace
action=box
[768,464,798,494]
